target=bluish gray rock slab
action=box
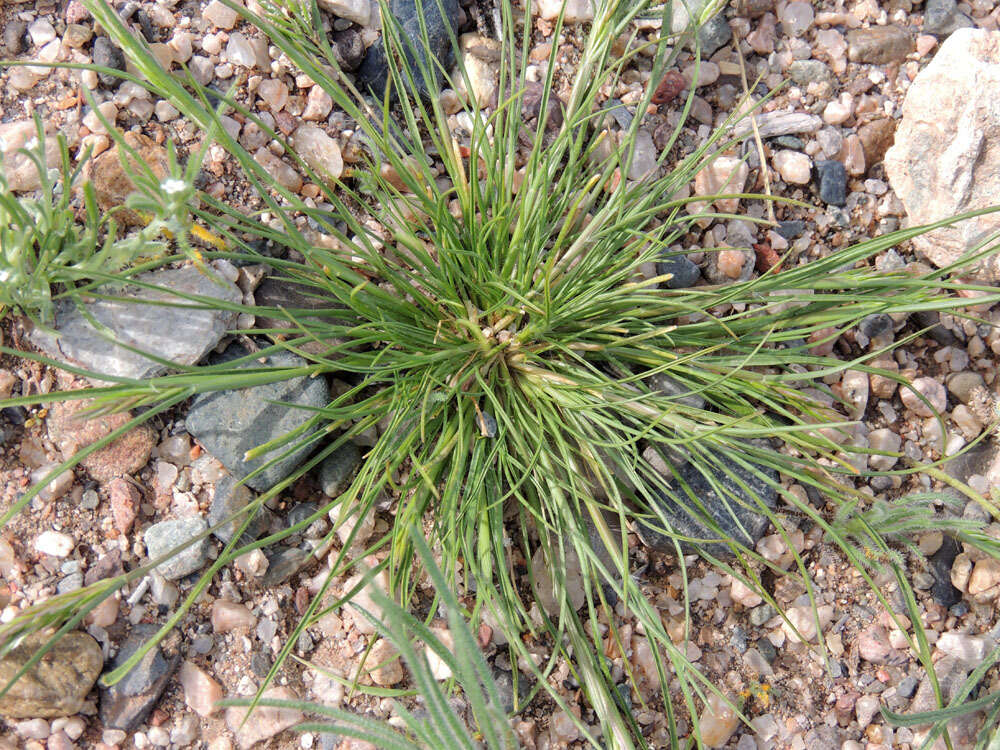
[99,624,179,731]
[143,516,210,580]
[638,446,778,558]
[185,347,329,491]
[28,264,241,384]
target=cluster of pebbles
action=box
[2,0,1000,748]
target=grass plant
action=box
[2,0,1000,747]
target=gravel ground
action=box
[2,0,1000,748]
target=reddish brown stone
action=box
[857,118,897,168]
[46,399,155,484]
[651,70,686,105]
[108,477,139,534]
[84,133,169,226]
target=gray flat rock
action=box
[638,444,778,558]
[99,624,180,731]
[143,516,210,580]
[185,347,329,491]
[28,264,241,384]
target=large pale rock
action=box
[29,264,241,384]
[0,120,60,192]
[0,631,104,719]
[225,686,304,749]
[885,29,1000,281]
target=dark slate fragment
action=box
[185,346,329,492]
[696,13,733,58]
[208,474,275,544]
[815,160,847,206]
[927,535,962,608]
[99,624,179,731]
[775,220,807,239]
[318,442,361,498]
[355,0,460,101]
[638,445,778,558]
[656,252,701,289]
[260,546,310,586]
[92,37,126,87]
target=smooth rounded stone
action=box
[814,159,847,206]
[291,125,343,185]
[822,98,852,126]
[317,0,371,26]
[179,660,223,717]
[840,370,869,419]
[858,625,893,663]
[656,252,702,289]
[787,59,832,85]
[211,600,257,632]
[302,86,334,121]
[34,530,75,558]
[454,32,501,108]
[366,639,404,686]
[99,624,179,731]
[253,147,302,192]
[968,557,1000,597]
[773,150,811,184]
[848,26,914,64]
[93,36,126,86]
[355,0,460,100]
[868,428,901,471]
[209,474,273,544]
[929,535,963,607]
[225,686,304,750]
[63,23,92,48]
[707,248,754,282]
[637,442,778,558]
[779,1,813,36]
[0,631,103,719]
[682,61,720,88]
[317,443,362,500]
[923,0,973,37]
[260,545,310,586]
[733,0,774,16]
[143,517,209,580]
[900,376,947,417]
[699,693,740,748]
[16,718,51,740]
[204,0,240,29]
[185,346,329,492]
[947,371,986,405]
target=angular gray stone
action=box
[209,474,275,544]
[318,441,361,497]
[143,517,210,580]
[185,347,329,491]
[0,631,103,719]
[847,26,913,64]
[885,29,1000,282]
[99,624,180,731]
[638,442,778,558]
[355,0,460,100]
[923,0,973,37]
[253,277,348,356]
[260,546,310,586]
[28,265,241,385]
